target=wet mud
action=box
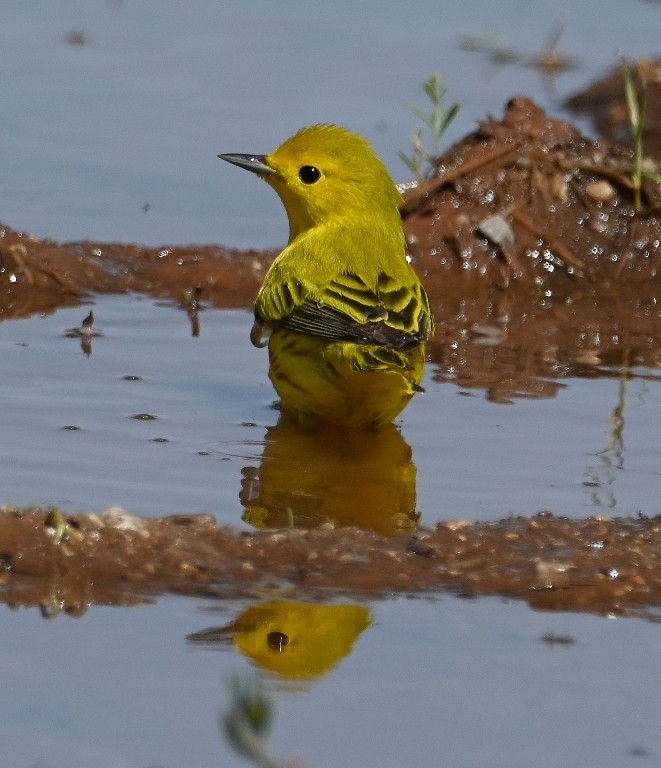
[2,87,660,618]
[2,506,660,623]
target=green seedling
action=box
[623,61,661,212]
[222,672,286,768]
[399,73,460,181]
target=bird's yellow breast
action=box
[268,329,426,429]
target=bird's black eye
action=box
[298,165,321,184]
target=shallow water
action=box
[3,297,266,517]
[3,593,660,768]
[3,296,659,527]
[5,296,661,532]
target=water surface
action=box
[3,296,659,526]
[1,0,659,246]
[3,593,659,768]
[2,2,661,766]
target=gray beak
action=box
[218,153,275,176]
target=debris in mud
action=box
[64,309,102,356]
[401,96,660,287]
[1,506,661,622]
[458,23,580,79]
[399,97,660,400]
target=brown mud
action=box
[2,76,660,618]
[2,506,660,622]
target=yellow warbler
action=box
[220,124,433,428]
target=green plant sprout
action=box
[623,60,661,212]
[221,672,289,768]
[399,73,460,181]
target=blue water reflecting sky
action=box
[3,594,660,768]
[1,1,659,246]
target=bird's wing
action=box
[256,270,433,349]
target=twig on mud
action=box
[37,265,89,297]
[4,244,35,285]
[400,143,522,216]
[510,208,586,277]
[566,176,611,220]
[557,159,635,191]
[562,157,661,214]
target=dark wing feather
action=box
[271,301,427,348]
[256,268,433,349]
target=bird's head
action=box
[220,124,402,241]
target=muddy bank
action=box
[0,230,276,321]
[1,506,660,622]
[402,95,661,400]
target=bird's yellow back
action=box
[220,124,433,429]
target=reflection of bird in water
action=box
[64,308,103,356]
[188,600,371,682]
[240,419,419,535]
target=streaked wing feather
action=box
[258,269,432,349]
[272,302,426,348]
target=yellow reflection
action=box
[229,600,370,680]
[240,419,419,534]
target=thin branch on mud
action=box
[510,208,587,277]
[400,143,523,216]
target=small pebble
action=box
[585,180,616,203]
[102,506,149,532]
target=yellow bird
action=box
[220,124,433,428]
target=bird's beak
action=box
[218,153,276,176]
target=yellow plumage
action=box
[220,124,433,428]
